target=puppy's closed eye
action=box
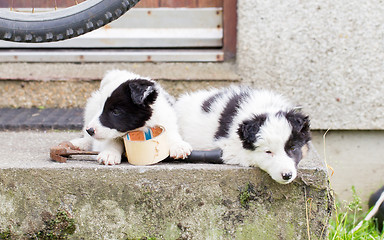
[111,108,123,116]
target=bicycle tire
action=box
[0,0,140,43]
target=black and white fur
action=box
[368,186,384,232]
[70,70,192,165]
[175,86,311,184]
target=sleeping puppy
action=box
[175,86,311,184]
[70,70,192,165]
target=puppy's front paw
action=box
[97,150,121,165]
[170,141,192,159]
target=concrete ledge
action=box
[0,62,240,108]
[0,79,236,108]
[0,62,239,82]
[0,131,332,239]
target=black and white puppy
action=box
[71,70,192,165]
[175,86,311,184]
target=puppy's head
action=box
[86,79,158,139]
[237,111,311,184]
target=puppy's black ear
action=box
[237,114,267,150]
[128,79,157,106]
[286,110,311,141]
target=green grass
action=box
[329,187,384,240]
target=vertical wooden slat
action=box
[19,0,33,8]
[0,1,6,7]
[0,0,224,8]
[223,0,237,60]
[135,0,160,8]
[160,0,197,8]
[1,0,86,8]
[56,0,87,8]
[197,0,223,8]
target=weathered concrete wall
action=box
[0,131,331,239]
[237,0,384,130]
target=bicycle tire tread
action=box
[0,0,140,43]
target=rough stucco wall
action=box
[237,0,384,130]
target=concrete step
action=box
[0,131,332,239]
[0,62,239,108]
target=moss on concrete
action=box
[0,162,331,239]
[29,210,76,239]
[239,182,253,208]
[0,229,12,240]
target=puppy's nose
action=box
[86,127,95,136]
[282,172,293,181]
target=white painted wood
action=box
[0,28,222,48]
[0,50,224,62]
[109,8,222,29]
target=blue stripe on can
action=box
[144,127,153,140]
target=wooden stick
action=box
[50,141,98,163]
